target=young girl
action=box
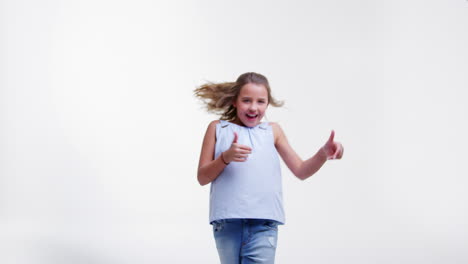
[195,72,344,264]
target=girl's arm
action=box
[197,120,226,186]
[271,123,343,180]
[196,121,253,186]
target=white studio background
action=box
[1,0,467,263]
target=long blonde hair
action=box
[194,72,284,121]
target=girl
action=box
[195,72,344,264]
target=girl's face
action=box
[233,83,269,127]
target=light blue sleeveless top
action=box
[209,120,285,224]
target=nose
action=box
[248,103,258,112]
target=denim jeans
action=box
[212,219,279,264]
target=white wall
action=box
[1,0,467,263]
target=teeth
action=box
[247,114,257,118]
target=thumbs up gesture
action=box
[321,130,344,160]
[222,132,253,163]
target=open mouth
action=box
[246,113,258,120]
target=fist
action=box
[322,130,344,160]
[222,132,252,163]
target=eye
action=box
[243,99,251,103]
[258,100,266,104]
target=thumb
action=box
[233,132,238,143]
[327,130,335,144]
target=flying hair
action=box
[194,72,284,121]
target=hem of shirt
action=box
[210,217,285,225]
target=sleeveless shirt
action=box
[209,120,285,224]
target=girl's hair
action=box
[194,72,284,121]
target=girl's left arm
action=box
[271,123,344,180]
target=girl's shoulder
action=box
[202,120,221,142]
[209,120,221,126]
[267,122,284,144]
[268,121,280,132]
[205,120,221,132]
[268,121,279,128]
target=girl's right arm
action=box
[197,121,253,186]
[197,120,226,186]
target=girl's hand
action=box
[321,130,344,160]
[222,132,252,163]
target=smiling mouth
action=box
[246,113,258,119]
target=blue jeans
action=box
[212,219,279,264]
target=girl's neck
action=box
[230,117,263,128]
[231,117,246,127]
